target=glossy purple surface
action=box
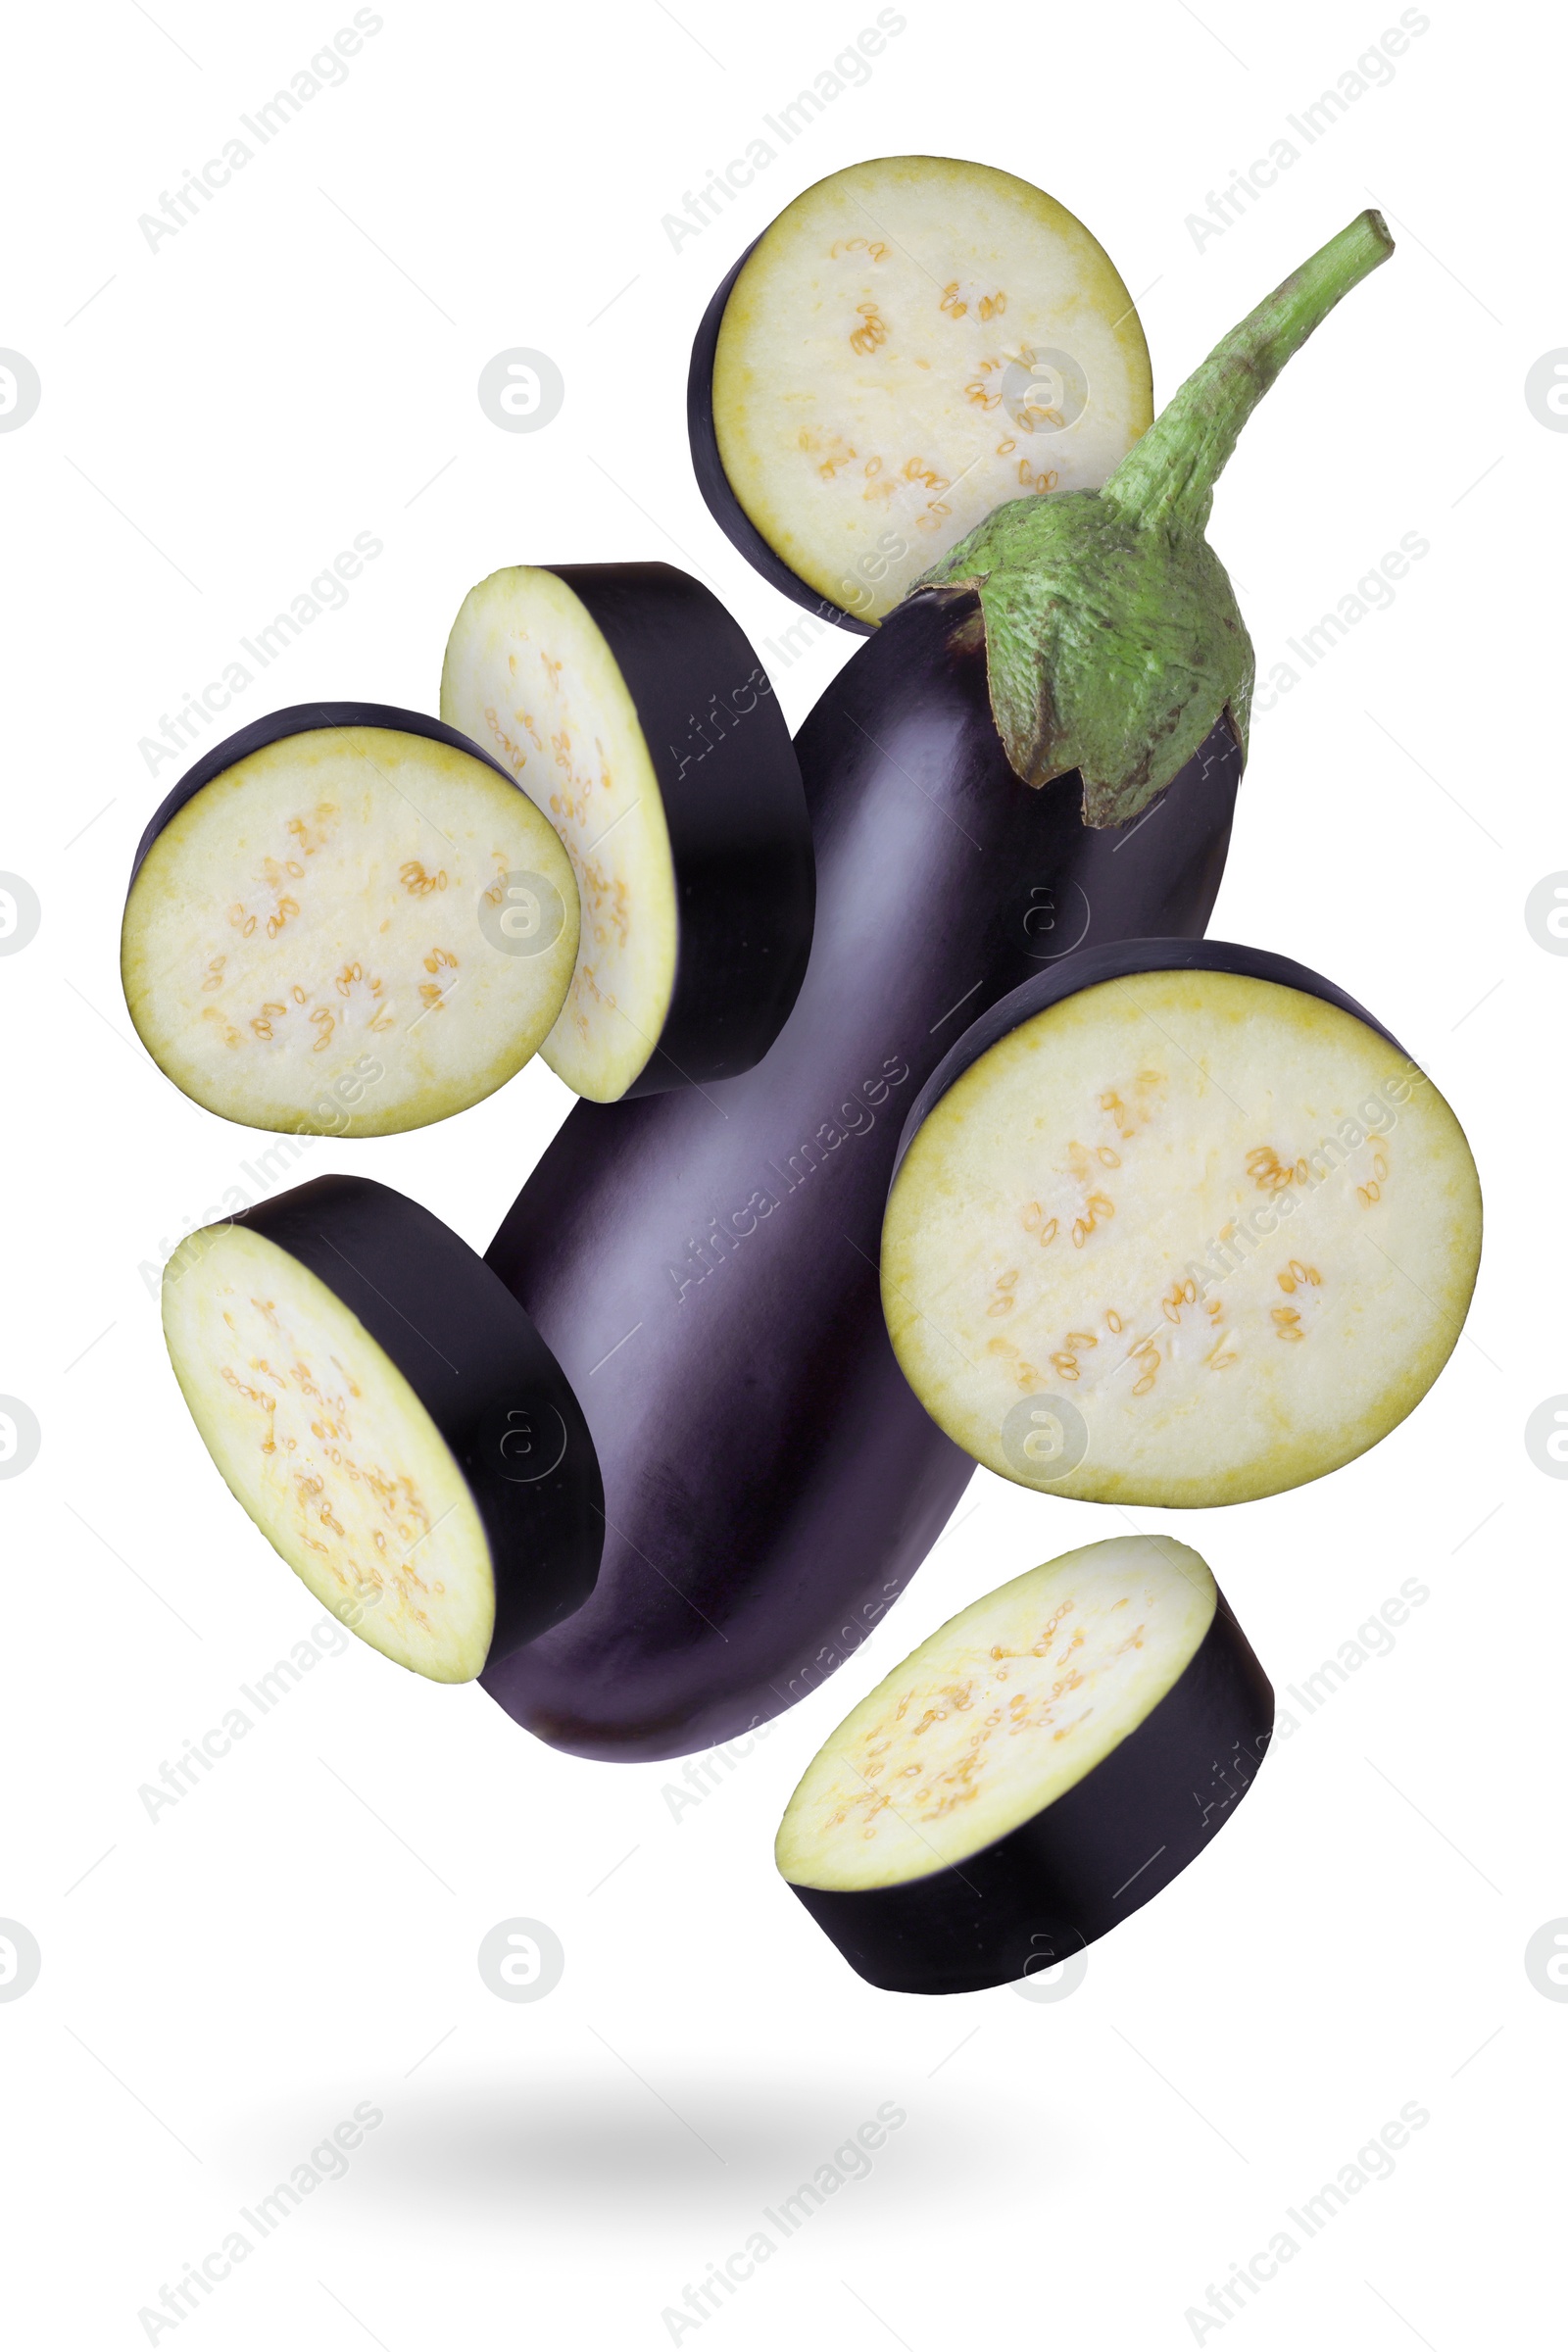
[789,1589,1274,1996]
[222,1175,604,1660]
[543,563,814,1094]
[483,591,1243,1760]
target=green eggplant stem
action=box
[1102,208,1395,536]
[912,212,1397,830]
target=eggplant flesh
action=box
[122,708,579,1137]
[692,155,1153,626]
[482,591,1241,1762]
[777,1536,1273,1996]
[440,563,813,1101]
[162,1176,603,1680]
[689,241,869,635]
[882,946,1484,1507]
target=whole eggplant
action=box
[484,214,1395,1760]
[482,590,1239,1760]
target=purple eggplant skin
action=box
[542,564,816,1095]
[482,589,1242,1762]
[790,1589,1274,1997]
[687,244,874,638]
[230,1175,605,1660]
[894,937,1407,1184]
[127,703,513,888]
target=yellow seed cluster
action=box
[849,303,888,355]
[820,1591,1152,1842]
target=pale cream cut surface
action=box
[777,1536,1215,1890]
[882,970,1484,1506]
[163,1223,494,1681]
[711,155,1153,621]
[441,567,680,1102]
[122,727,579,1136]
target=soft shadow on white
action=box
[213,2069,1074,2225]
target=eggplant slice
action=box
[162,1176,603,1681]
[882,942,1483,1508]
[122,706,579,1137]
[440,562,813,1101]
[478,603,1242,1766]
[691,154,1153,628]
[778,1535,1272,1994]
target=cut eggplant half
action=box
[122,705,579,1137]
[882,942,1483,1509]
[778,1535,1272,1995]
[440,562,813,1101]
[690,155,1153,628]
[161,1175,603,1681]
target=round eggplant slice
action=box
[440,561,813,1101]
[161,1175,603,1681]
[690,154,1153,628]
[122,704,580,1137]
[479,618,1242,1765]
[778,1535,1272,1995]
[881,942,1484,1508]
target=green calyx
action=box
[913,209,1395,829]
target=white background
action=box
[1,2,1561,2344]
